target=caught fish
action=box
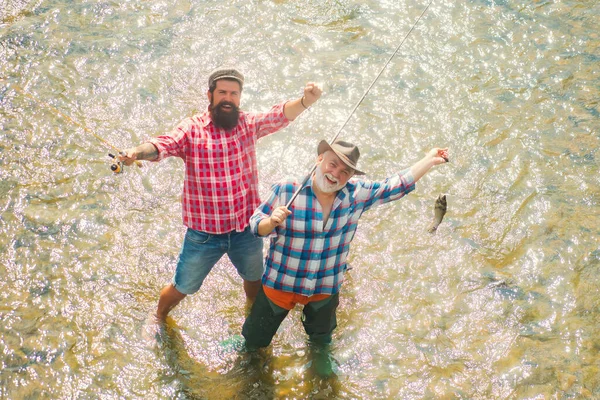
[427,194,447,233]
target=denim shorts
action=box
[172,226,264,295]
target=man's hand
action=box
[302,82,322,107]
[284,82,323,120]
[118,148,138,166]
[426,147,450,165]
[257,206,292,236]
[269,206,292,228]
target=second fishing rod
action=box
[286,0,434,208]
[13,85,142,174]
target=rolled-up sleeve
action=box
[147,118,190,161]
[355,168,416,212]
[250,183,282,237]
[246,103,290,140]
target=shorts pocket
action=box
[186,229,211,245]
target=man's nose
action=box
[330,166,343,179]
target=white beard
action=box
[315,167,345,193]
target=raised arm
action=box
[410,147,449,183]
[283,82,322,121]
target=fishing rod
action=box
[286,0,434,208]
[12,85,141,173]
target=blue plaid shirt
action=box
[250,169,416,296]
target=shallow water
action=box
[1,0,599,398]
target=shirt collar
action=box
[197,108,212,128]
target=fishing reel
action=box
[108,153,124,174]
[108,152,142,173]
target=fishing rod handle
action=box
[117,151,143,168]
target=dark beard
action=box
[210,100,240,130]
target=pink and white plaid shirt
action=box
[149,103,290,234]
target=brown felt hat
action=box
[317,139,365,175]
[208,67,244,89]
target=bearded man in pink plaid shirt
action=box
[120,67,322,323]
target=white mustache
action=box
[324,173,338,184]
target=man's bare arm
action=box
[409,148,449,183]
[283,82,322,121]
[119,143,158,165]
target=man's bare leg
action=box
[156,284,187,321]
[243,279,261,303]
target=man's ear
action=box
[316,154,324,164]
[207,90,212,102]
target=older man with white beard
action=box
[241,139,449,363]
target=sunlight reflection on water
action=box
[1,0,599,398]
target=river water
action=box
[1,0,599,398]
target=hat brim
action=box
[213,75,244,87]
[215,75,243,84]
[317,140,365,175]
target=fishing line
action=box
[12,85,141,172]
[286,0,434,208]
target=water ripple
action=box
[1,0,600,398]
